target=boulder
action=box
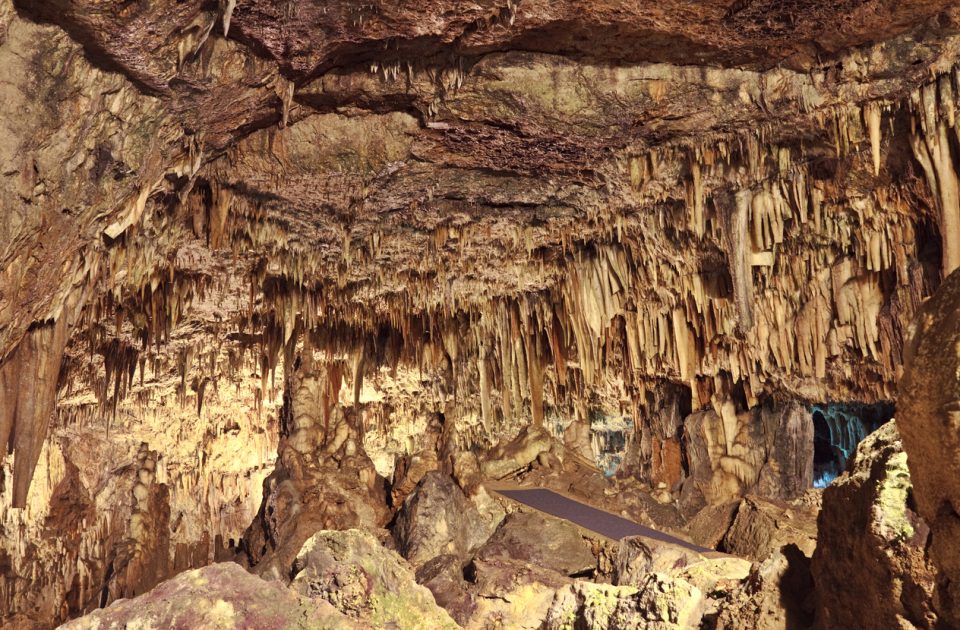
[721,495,818,562]
[811,420,937,629]
[416,554,477,625]
[714,545,814,630]
[474,510,595,577]
[60,563,357,630]
[466,556,570,629]
[614,536,706,587]
[684,501,739,549]
[899,267,960,625]
[545,574,704,629]
[291,529,459,629]
[393,472,500,567]
[615,535,750,595]
[480,426,554,480]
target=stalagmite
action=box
[4,4,960,627]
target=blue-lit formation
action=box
[811,402,894,488]
[589,412,632,478]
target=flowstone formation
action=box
[2,0,960,628]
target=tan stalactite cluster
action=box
[0,366,280,623]
[910,69,960,276]
[5,1,960,625]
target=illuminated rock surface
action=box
[1,0,960,627]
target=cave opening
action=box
[589,411,632,478]
[811,402,895,488]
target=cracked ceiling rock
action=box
[2,0,960,627]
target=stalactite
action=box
[730,190,755,331]
[911,81,960,275]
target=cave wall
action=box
[1,0,960,626]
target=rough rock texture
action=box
[680,401,813,516]
[812,420,937,629]
[714,546,815,630]
[684,501,741,549]
[416,554,478,626]
[615,535,752,623]
[58,562,356,630]
[474,510,596,577]
[3,0,960,625]
[721,494,819,562]
[393,472,498,567]
[468,556,575,629]
[290,529,459,629]
[241,365,391,579]
[615,536,707,587]
[545,575,705,630]
[899,269,960,627]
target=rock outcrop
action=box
[59,563,356,630]
[474,511,596,577]
[393,472,498,568]
[812,420,937,628]
[714,546,815,630]
[900,269,960,626]
[546,575,705,630]
[290,529,459,630]
[722,494,819,562]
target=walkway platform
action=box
[493,487,713,554]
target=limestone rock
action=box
[614,536,707,587]
[390,412,447,506]
[480,426,554,480]
[393,472,498,568]
[721,495,819,562]
[684,501,740,549]
[899,268,960,626]
[467,556,574,629]
[811,420,937,629]
[290,529,459,629]
[545,575,704,630]
[474,511,595,577]
[714,545,814,630]
[242,369,391,579]
[680,401,814,516]
[60,563,357,630]
[4,0,960,626]
[416,554,477,626]
[615,534,751,621]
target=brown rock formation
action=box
[1,0,960,626]
[393,472,498,567]
[241,364,390,578]
[812,420,936,629]
[900,269,960,626]
[59,563,357,630]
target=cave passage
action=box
[589,412,633,477]
[811,402,895,488]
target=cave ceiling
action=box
[1,0,960,543]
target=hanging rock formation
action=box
[2,0,960,627]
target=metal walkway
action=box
[494,487,712,553]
